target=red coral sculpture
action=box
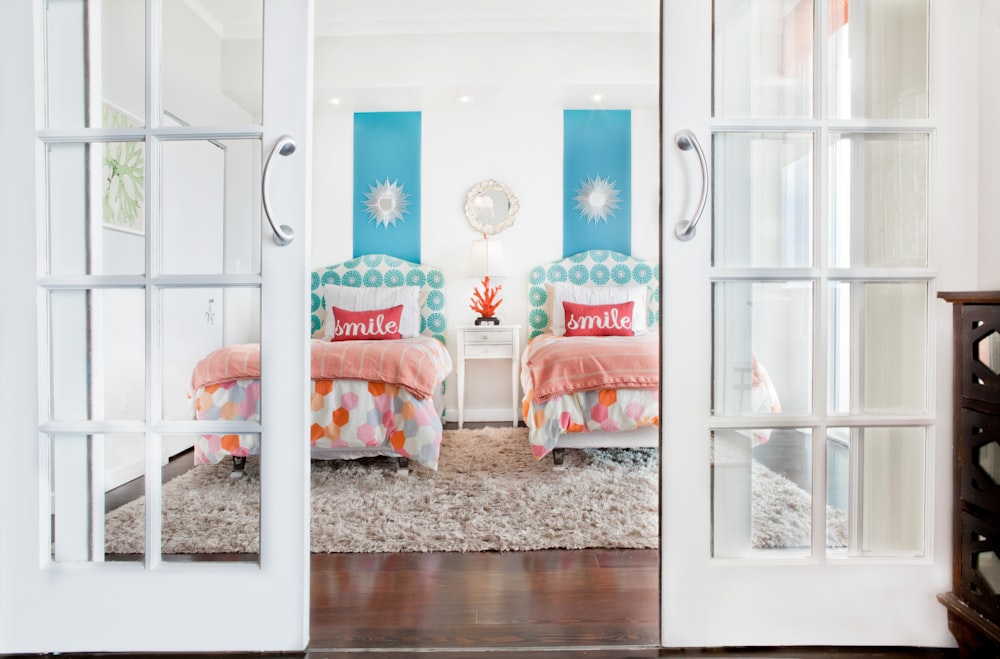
[470,275,503,321]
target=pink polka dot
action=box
[341,391,358,411]
[625,402,644,420]
[600,418,620,432]
[591,404,609,423]
[357,424,375,445]
[559,411,573,429]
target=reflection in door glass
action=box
[713,281,812,417]
[828,282,927,415]
[826,0,928,119]
[162,0,263,126]
[47,289,146,422]
[159,138,261,276]
[161,288,261,422]
[46,142,146,276]
[828,133,928,268]
[46,0,147,129]
[712,428,820,557]
[714,0,812,118]
[827,427,925,556]
[713,132,813,268]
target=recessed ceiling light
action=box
[329,97,342,106]
[592,93,604,103]
[459,95,473,104]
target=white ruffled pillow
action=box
[549,282,648,337]
[322,284,421,339]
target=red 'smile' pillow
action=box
[330,305,404,341]
[562,301,635,337]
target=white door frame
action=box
[660,0,977,647]
[0,0,313,652]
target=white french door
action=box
[0,0,312,652]
[661,0,975,647]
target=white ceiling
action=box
[192,0,661,39]
[186,0,661,115]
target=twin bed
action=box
[189,250,661,475]
[520,250,660,465]
[190,254,452,476]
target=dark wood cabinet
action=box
[939,291,1000,657]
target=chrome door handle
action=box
[261,134,296,246]
[674,129,708,242]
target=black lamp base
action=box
[475,317,499,326]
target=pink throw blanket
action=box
[521,333,659,404]
[191,337,451,400]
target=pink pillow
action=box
[562,301,635,337]
[330,305,404,341]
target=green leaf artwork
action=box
[102,103,145,233]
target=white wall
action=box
[981,0,1000,288]
[312,105,660,420]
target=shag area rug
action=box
[104,427,845,554]
[105,427,659,554]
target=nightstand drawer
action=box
[463,330,513,345]
[464,343,513,358]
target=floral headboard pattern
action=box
[310,253,447,345]
[527,250,659,339]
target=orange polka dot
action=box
[314,380,333,396]
[568,423,585,433]
[205,384,220,394]
[310,424,324,442]
[533,410,547,427]
[220,402,239,420]
[221,434,240,451]
[401,401,415,420]
[368,382,386,397]
[598,390,617,406]
[389,430,406,450]
[332,407,350,426]
[311,392,326,411]
[324,423,341,440]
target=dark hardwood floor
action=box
[310,548,659,651]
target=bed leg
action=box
[230,456,247,480]
[395,456,410,477]
[552,448,566,470]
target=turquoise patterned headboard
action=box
[311,254,447,345]
[527,250,659,339]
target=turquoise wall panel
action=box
[562,110,631,256]
[353,112,421,262]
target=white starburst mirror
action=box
[464,179,519,235]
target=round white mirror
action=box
[464,179,519,235]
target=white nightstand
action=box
[455,324,521,429]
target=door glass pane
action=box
[712,428,814,557]
[159,138,260,275]
[827,427,925,555]
[827,0,929,119]
[47,289,146,422]
[50,433,148,563]
[162,0,263,125]
[713,281,812,417]
[828,133,928,268]
[164,287,261,422]
[713,133,812,268]
[46,0,146,129]
[714,0,812,118]
[47,142,146,276]
[159,433,260,561]
[828,282,927,414]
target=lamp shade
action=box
[468,239,509,277]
